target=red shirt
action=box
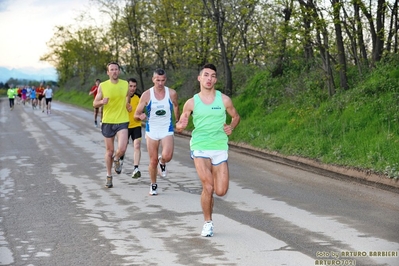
[89,85,98,98]
[36,87,44,96]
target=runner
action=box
[43,85,53,114]
[134,68,180,195]
[30,86,37,109]
[120,78,142,179]
[21,86,27,105]
[7,86,16,110]
[36,83,45,112]
[93,62,131,188]
[16,86,22,104]
[89,79,101,127]
[176,63,240,237]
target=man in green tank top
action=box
[176,63,240,237]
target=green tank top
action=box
[101,79,129,124]
[190,90,228,150]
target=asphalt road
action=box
[1,98,398,266]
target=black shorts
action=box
[101,122,128,138]
[38,95,44,101]
[45,98,52,105]
[128,126,142,143]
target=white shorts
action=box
[191,150,228,165]
[146,130,174,141]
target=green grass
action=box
[229,60,399,180]
[55,89,94,110]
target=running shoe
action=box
[114,158,122,174]
[105,176,113,188]
[158,155,167,177]
[201,221,214,237]
[132,168,141,178]
[149,183,158,196]
[94,121,98,127]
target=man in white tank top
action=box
[134,68,180,195]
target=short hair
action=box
[107,62,120,70]
[153,68,166,77]
[128,78,137,83]
[95,79,101,82]
[200,63,217,74]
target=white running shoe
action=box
[158,155,167,177]
[201,221,214,237]
[149,183,158,196]
[132,168,141,178]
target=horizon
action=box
[0,65,58,83]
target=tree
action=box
[203,0,233,96]
[298,0,336,96]
[271,0,294,78]
[386,0,399,53]
[121,0,148,92]
[41,26,111,86]
[331,0,349,90]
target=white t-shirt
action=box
[44,88,53,98]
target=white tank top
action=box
[146,87,174,133]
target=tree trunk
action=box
[298,0,335,95]
[203,0,233,96]
[386,0,398,53]
[331,0,349,90]
[272,1,293,78]
[301,4,314,65]
[374,0,386,62]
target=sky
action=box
[0,0,97,71]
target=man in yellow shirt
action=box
[93,62,132,188]
[119,78,143,178]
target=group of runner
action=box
[7,83,53,113]
[92,62,240,238]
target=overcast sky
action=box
[0,0,98,70]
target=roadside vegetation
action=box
[53,55,399,180]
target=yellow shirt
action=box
[101,79,129,124]
[128,94,142,128]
